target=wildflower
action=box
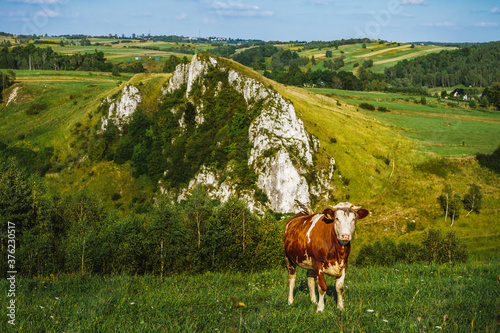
[39,306,44,309]
[418,316,422,322]
[383,319,389,323]
[367,309,374,313]
[130,302,135,305]
[435,326,442,329]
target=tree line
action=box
[356,229,468,267]
[230,41,500,101]
[384,42,500,88]
[0,44,112,72]
[0,158,285,278]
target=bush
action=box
[359,103,375,111]
[26,102,47,115]
[111,193,122,201]
[377,106,389,112]
[406,220,416,232]
[356,229,468,267]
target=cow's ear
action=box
[356,209,369,220]
[322,208,335,222]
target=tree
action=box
[463,183,483,216]
[311,55,316,65]
[438,184,453,223]
[449,193,462,226]
[163,55,181,73]
[362,59,373,68]
[325,50,332,58]
[185,186,214,249]
[468,99,477,109]
[488,82,500,109]
[61,191,105,274]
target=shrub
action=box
[111,193,122,201]
[26,102,47,115]
[377,106,389,112]
[356,229,468,267]
[406,220,416,232]
[359,103,375,111]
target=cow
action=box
[284,200,369,312]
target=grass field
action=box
[2,261,497,332]
[306,88,500,156]
[301,42,453,74]
[0,73,125,155]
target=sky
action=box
[1,0,499,42]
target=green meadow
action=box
[306,88,500,156]
[2,261,497,332]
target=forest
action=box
[0,43,112,72]
[0,157,469,279]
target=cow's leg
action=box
[307,269,317,304]
[335,267,346,310]
[285,257,296,305]
[315,267,327,312]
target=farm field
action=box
[3,261,497,332]
[307,88,500,156]
[302,42,453,73]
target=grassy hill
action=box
[2,261,497,332]
[291,42,453,73]
[1,58,499,259]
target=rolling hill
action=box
[1,54,499,260]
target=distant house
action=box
[451,88,468,100]
[135,57,141,60]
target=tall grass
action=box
[2,261,497,332]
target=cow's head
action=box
[323,202,369,246]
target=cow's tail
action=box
[295,199,314,215]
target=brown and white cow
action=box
[284,201,369,312]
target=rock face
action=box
[162,54,317,213]
[101,85,142,131]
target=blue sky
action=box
[1,0,499,42]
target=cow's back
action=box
[284,212,333,269]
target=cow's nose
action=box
[340,234,351,241]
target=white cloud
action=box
[35,9,60,17]
[474,22,498,27]
[422,21,455,27]
[491,7,500,13]
[209,1,273,17]
[6,0,61,3]
[0,10,28,17]
[177,12,188,20]
[401,0,428,5]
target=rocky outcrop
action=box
[162,54,318,212]
[101,85,142,131]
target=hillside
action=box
[1,54,499,265]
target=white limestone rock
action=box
[101,85,142,131]
[162,54,317,212]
